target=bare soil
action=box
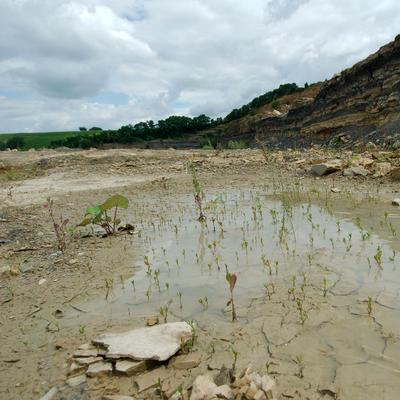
[1,147,400,400]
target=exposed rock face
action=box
[226,35,400,148]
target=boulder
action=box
[93,322,192,362]
[392,198,400,206]
[310,159,343,176]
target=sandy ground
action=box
[1,147,400,400]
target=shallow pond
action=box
[67,188,400,399]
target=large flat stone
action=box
[86,361,113,377]
[93,322,192,362]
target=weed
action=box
[43,197,69,252]
[78,194,129,235]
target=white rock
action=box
[190,375,217,400]
[392,198,400,206]
[331,187,341,193]
[38,278,47,285]
[93,322,192,361]
[103,396,134,400]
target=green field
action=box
[0,131,82,149]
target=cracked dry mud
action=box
[1,148,400,399]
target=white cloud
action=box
[0,0,399,132]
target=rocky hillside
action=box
[216,34,400,149]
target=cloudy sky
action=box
[1,0,399,133]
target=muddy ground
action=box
[1,147,400,400]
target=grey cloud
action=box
[1,0,400,132]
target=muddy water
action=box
[66,189,400,399]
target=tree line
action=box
[1,82,307,150]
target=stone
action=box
[373,162,392,178]
[330,187,341,193]
[86,361,112,377]
[390,167,400,181]
[0,266,19,279]
[168,353,201,370]
[134,366,168,393]
[392,198,400,206]
[79,342,95,350]
[75,356,103,366]
[74,349,98,358]
[68,362,86,376]
[38,278,47,285]
[146,315,159,326]
[19,262,35,273]
[261,375,277,399]
[39,387,58,400]
[67,374,86,387]
[213,385,234,400]
[343,166,369,177]
[190,375,217,400]
[103,396,134,400]
[115,360,148,376]
[310,159,343,176]
[93,322,192,362]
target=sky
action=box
[1,0,400,133]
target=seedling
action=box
[189,164,206,222]
[323,278,328,297]
[374,246,383,267]
[367,297,373,316]
[159,301,172,323]
[225,267,237,321]
[177,291,183,309]
[198,296,208,310]
[43,197,69,252]
[231,347,239,371]
[181,320,197,352]
[78,194,129,235]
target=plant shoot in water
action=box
[189,163,206,222]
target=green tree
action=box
[6,136,25,149]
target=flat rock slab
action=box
[93,322,192,362]
[115,360,148,376]
[103,396,134,400]
[87,361,113,377]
